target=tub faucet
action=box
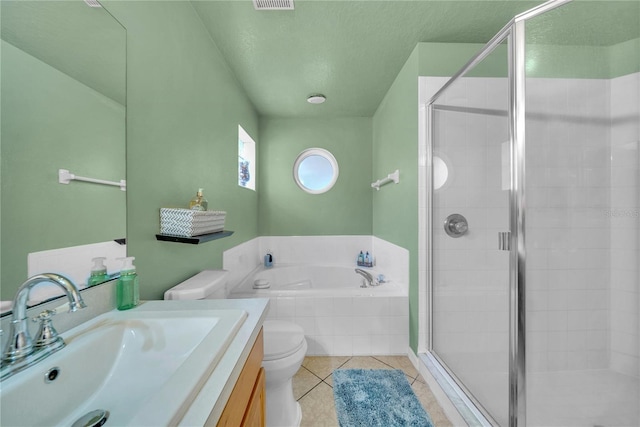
[355,268,374,288]
[1,273,86,377]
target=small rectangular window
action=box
[238,125,256,190]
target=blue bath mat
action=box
[333,369,434,427]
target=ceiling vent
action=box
[253,0,294,10]
[83,0,102,8]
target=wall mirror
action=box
[293,148,339,194]
[0,0,127,308]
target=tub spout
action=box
[355,268,373,287]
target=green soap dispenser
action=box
[117,257,139,310]
[88,257,109,286]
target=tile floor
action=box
[293,355,453,427]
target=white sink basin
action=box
[0,304,247,426]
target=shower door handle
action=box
[498,231,511,251]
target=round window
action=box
[293,148,339,194]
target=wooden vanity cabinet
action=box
[214,328,265,427]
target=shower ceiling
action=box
[192,0,639,118]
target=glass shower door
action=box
[430,39,511,425]
[523,2,640,426]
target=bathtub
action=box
[230,264,406,297]
[229,264,409,356]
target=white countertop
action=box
[162,298,269,426]
[0,298,268,427]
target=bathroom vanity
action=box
[215,328,265,426]
[0,298,269,426]
[175,298,269,427]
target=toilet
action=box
[164,270,307,427]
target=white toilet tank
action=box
[163,270,229,300]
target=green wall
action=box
[103,1,259,300]
[414,38,640,80]
[372,48,420,351]
[0,40,126,299]
[372,42,487,352]
[610,38,640,77]
[258,117,372,236]
[526,41,640,79]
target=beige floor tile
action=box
[293,366,322,400]
[302,356,350,380]
[414,372,427,384]
[338,356,394,371]
[299,382,339,427]
[373,355,419,379]
[411,379,453,427]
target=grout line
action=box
[296,373,334,401]
[296,382,320,401]
[306,367,325,382]
[334,356,352,371]
[371,355,396,370]
[371,355,418,380]
[297,356,355,401]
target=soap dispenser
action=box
[189,188,209,211]
[264,250,274,268]
[88,257,109,286]
[117,257,139,310]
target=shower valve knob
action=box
[444,214,469,238]
[454,222,468,234]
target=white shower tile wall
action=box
[418,71,638,393]
[526,73,640,374]
[223,235,410,355]
[526,77,611,372]
[609,72,640,377]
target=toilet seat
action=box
[263,320,305,361]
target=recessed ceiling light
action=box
[307,94,326,104]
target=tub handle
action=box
[355,268,373,287]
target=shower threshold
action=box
[420,352,493,427]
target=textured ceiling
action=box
[3,1,637,118]
[192,0,640,118]
[192,0,544,117]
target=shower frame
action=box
[423,1,572,425]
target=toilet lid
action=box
[263,320,306,361]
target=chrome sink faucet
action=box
[355,268,374,288]
[1,273,86,379]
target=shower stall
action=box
[421,0,640,425]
